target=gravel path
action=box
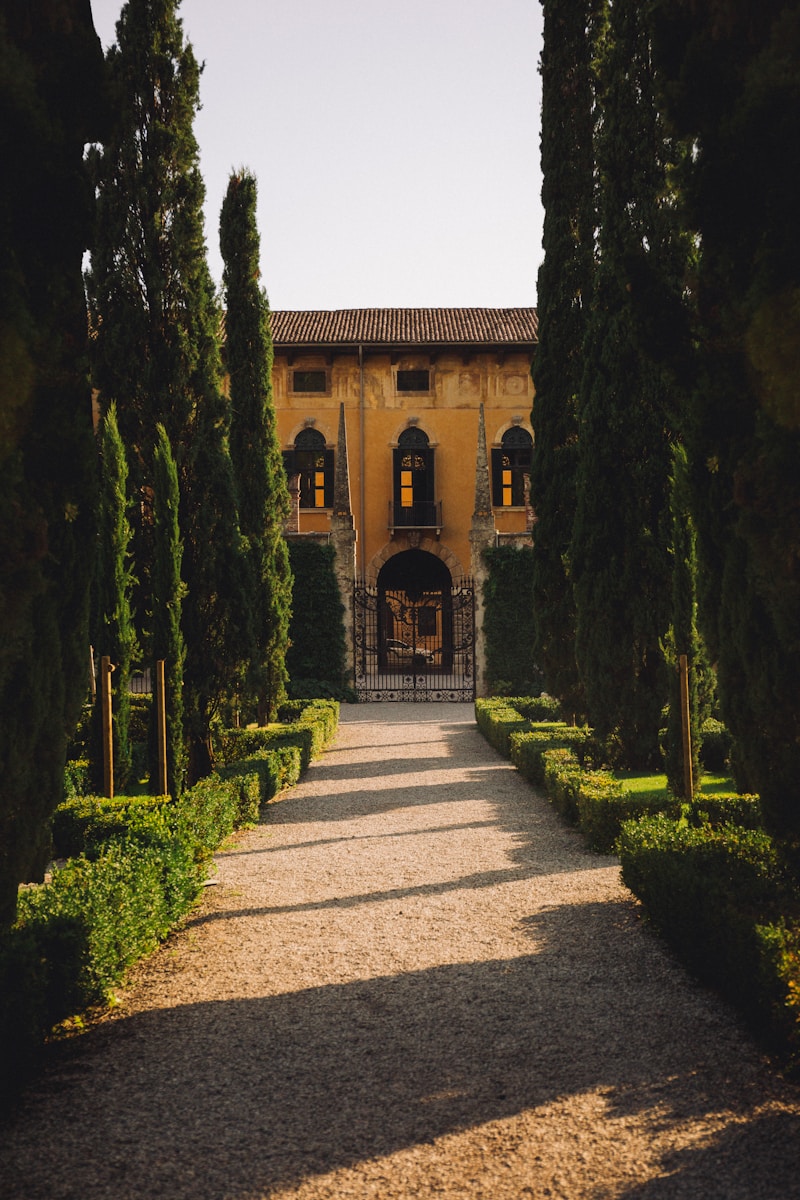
[2,703,800,1199]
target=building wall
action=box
[274,347,534,580]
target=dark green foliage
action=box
[684,792,763,832]
[512,695,562,722]
[220,170,292,722]
[0,4,105,927]
[286,541,347,691]
[150,423,186,795]
[663,446,705,796]
[572,0,681,767]
[217,747,302,809]
[213,699,340,773]
[86,0,249,784]
[576,774,680,854]
[509,725,596,788]
[699,718,733,774]
[618,815,800,1060]
[530,0,600,713]
[648,2,800,847]
[92,404,138,790]
[481,545,541,696]
[474,698,532,758]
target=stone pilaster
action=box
[469,403,497,697]
[329,402,357,687]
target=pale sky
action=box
[89,0,544,311]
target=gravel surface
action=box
[2,702,800,1199]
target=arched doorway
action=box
[377,549,453,672]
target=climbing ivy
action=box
[481,546,541,696]
[286,541,348,698]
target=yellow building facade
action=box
[271,308,538,698]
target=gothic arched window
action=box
[393,427,435,525]
[283,427,334,508]
[491,426,533,507]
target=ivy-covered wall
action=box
[286,540,348,698]
[481,544,541,696]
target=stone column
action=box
[469,403,497,697]
[329,402,357,687]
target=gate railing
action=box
[353,580,475,702]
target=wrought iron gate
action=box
[354,580,475,701]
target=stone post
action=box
[469,403,497,697]
[329,402,357,687]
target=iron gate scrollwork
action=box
[354,579,475,701]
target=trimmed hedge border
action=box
[477,696,800,1067]
[1,699,339,1112]
[477,697,679,853]
[618,815,800,1068]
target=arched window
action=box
[283,428,333,509]
[393,427,435,526]
[491,426,533,507]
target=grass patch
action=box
[698,773,738,795]
[614,771,738,801]
[614,772,669,801]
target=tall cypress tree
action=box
[220,171,292,722]
[663,445,704,796]
[92,403,138,790]
[530,0,600,714]
[151,423,186,796]
[0,3,105,925]
[649,1,800,845]
[86,0,248,780]
[571,0,681,766]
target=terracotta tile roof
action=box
[270,308,538,348]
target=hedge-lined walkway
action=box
[2,702,800,1199]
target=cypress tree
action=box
[220,170,292,722]
[530,0,600,714]
[649,2,800,845]
[286,541,346,694]
[663,445,704,797]
[151,423,186,796]
[0,3,105,925]
[85,0,249,780]
[92,403,138,790]
[571,0,681,766]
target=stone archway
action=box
[365,537,465,587]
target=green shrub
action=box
[52,794,170,859]
[542,748,585,823]
[617,815,800,1058]
[699,717,734,772]
[474,698,531,757]
[577,778,680,854]
[510,724,594,788]
[513,695,562,722]
[214,699,339,772]
[684,792,763,830]
[217,745,302,809]
[288,678,356,703]
[63,759,90,801]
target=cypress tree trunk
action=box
[92,403,138,791]
[86,0,249,781]
[220,171,292,723]
[571,0,681,767]
[151,423,186,796]
[0,3,105,926]
[530,0,600,715]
